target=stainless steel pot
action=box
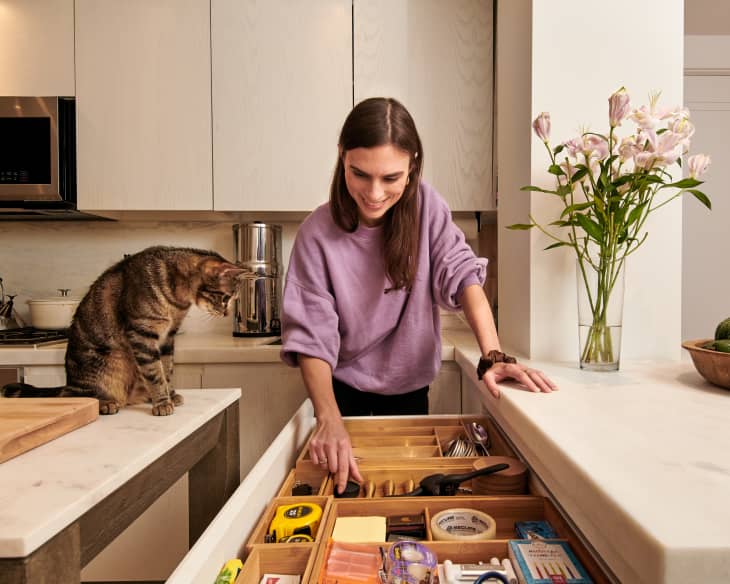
[232,222,282,336]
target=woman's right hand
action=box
[309,413,363,495]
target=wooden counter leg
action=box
[188,400,240,547]
[0,523,81,584]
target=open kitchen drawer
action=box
[167,402,611,584]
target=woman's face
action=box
[343,144,411,227]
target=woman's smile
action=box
[343,144,411,226]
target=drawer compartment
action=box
[236,544,316,584]
[246,496,332,548]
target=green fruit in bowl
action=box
[712,339,730,353]
[715,317,730,341]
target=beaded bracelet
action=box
[477,350,517,380]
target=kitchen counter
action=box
[448,328,730,584]
[0,388,240,581]
[0,329,457,366]
[4,319,727,583]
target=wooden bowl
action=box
[682,339,730,390]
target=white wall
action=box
[499,0,686,362]
[683,36,730,341]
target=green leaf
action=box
[553,144,565,155]
[687,189,712,210]
[548,164,565,176]
[544,242,570,251]
[570,167,588,183]
[520,185,558,194]
[556,184,573,197]
[612,175,634,187]
[627,201,648,225]
[656,128,668,135]
[667,178,702,189]
[560,202,593,218]
[575,213,604,241]
[506,223,534,230]
[549,220,574,227]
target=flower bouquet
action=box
[510,88,712,370]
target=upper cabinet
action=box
[354,0,494,211]
[0,0,75,96]
[212,0,352,212]
[75,0,213,211]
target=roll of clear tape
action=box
[430,508,497,541]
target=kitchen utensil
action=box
[0,397,98,464]
[444,436,477,457]
[464,421,491,456]
[389,462,509,496]
[27,289,80,330]
[232,222,282,337]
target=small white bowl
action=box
[27,298,80,330]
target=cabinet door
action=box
[75,0,212,211]
[200,363,307,479]
[0,0,74,96]
[212,0,352,211]
[354,0,494,211]
[429,361,462,415]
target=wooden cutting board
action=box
[0,397,99,464]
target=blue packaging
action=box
[514,520,558,540]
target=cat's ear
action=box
[218,262,248,281]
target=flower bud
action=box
[532,112,551,142]
[688,154,711,178]
[609,87,631,127]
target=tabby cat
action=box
[2,246,246,416]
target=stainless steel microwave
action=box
[0,96,88,218]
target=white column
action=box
[498,0,685,362]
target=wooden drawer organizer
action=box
[236,544,316,584]
[277,467,331,497]
[310,496,610,583]
[295,415,517,469]
[239,415,610,584]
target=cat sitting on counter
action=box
[2,246,247,416]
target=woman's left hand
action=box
[480,362,558,398]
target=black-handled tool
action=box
[390,462,509,496]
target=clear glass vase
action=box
[576,257,625,371]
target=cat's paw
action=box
[99,401,120,415]
[171,392,184,406]
[152,401,175,416]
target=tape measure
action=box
[268,503,323,543]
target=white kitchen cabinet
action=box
[0,0,75,97]
[212,0,352,212]
[354,0,494,211]
[429,361,462,414]
[75,0,213,211]
[200,363,308,478]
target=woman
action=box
[281,98,556,494]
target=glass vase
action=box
[576,257,625,371]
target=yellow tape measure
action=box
[268,503,323,543]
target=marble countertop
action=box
[0,388,240,557]
[0,320,461,366]
[449,329,730,584]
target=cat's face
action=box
[197,261,246,317]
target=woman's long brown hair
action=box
[330,97,424,292]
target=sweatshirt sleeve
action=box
[280,219,341,370]
[426,186,488,310]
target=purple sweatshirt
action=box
[280,181,487,395]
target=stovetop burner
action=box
[0,327,68,346]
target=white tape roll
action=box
[430,508,497,541]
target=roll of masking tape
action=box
[430,508,497,541]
